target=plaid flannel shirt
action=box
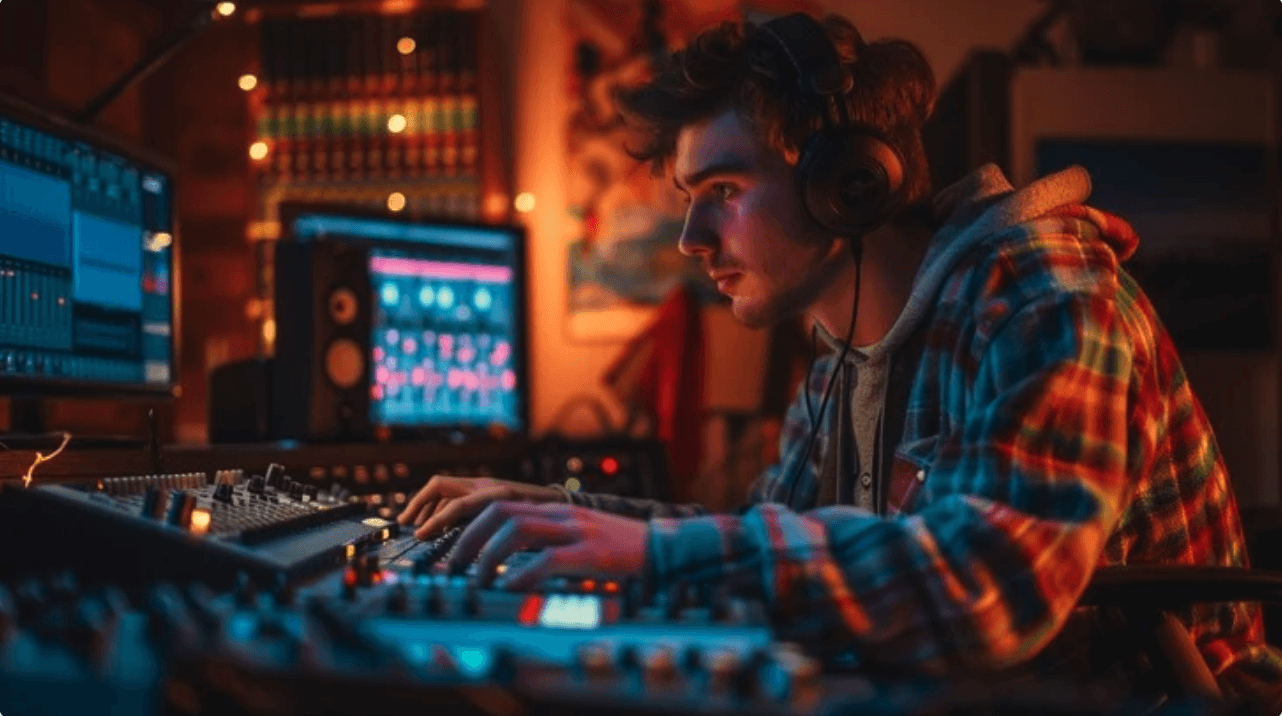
[561,192,1281,684]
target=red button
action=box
[600,457,619,475]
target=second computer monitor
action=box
[281,205,527,438]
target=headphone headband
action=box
[755,13,853,127]
[750,12,907,238]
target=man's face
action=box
[673,109,840,328]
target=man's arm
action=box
[647,290,1144,671]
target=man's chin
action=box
[729,298,776,329]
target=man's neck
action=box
[810,219,932,348]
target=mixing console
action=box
[0,466,1249,716]
[0,465,395,588]
[0,568,1217,716]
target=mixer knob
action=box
[303,485,318,501]
[704,649,740,693]
[423,580,444,616]
[145,583,193,644]
[764,643,821,705]
[289,482,305,500]
[165,491,197,528]
[246,476,265,495]
[68,597,111,663]
[640,645,679,686]
[141,485,168,519]
[14,578,48,624]
[264,463,285,489]
[213,481,235,504]
[355,553,381,586]
[48,571,78,604]
[184,583,224,633]
[280,476,295,495]
[234,572,258,609]
[576,642,616,680]
[386,584,410,614]
[271,572,294,608]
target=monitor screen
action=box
[0,96,176,396]
[284,207,525,434]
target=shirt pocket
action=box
[886,435,938,516]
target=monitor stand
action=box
[1,397,147,450]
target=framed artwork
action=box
[563,0,819,341]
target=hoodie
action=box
[562,164,1282,695]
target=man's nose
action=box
[677,205,717,257]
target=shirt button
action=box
[915,469,926,482]
[860,472,872,487]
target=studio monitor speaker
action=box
[273,239,372,442]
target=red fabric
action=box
[603,285,705,495]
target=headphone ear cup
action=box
[798,130,907,236]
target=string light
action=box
[514,192,536,213]
[397,37,417,55]
[249,141,269,161]
[387,192,407,212]
[215,2,236,17]
[386,114,407,133]
[238,74,258,91]
[22,432,71,488]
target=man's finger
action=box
[498,542,597,591]
[398,475,455,524]
[442,501,515,566]
[471,516,574,587]
[415,496,449,527]
[415,486,504,539]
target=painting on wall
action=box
[563,0,819,341]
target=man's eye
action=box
[711,183,738,200]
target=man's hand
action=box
[446,502,647,590]
[397,476,563,539]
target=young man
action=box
[398,11,1282,700]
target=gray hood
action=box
[817,163,1093,359]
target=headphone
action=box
[753,13,907,239]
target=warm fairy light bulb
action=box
[387,192,407,212]
[514,192,536,213]
[387,114,407,133]
[397,37,417,55]
[249,141,269,161]
[238,73,258,91]
[215,2,236,17]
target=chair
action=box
[1078,566,1282,708]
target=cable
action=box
[22,431,72,488]
[782,239,863,507]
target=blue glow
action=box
[418,285,435,307]
[381,282,400,307]
[293,214,515,251]
[474,288,491,310]
[454,647,491,677]
[437,286,454,308]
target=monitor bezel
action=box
[0,92,182,400]
[277,201,531,442]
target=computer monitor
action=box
[280,203,527,438]
[0,93,178,403]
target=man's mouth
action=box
[710,272,741,294]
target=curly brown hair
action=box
[616,14,937,210]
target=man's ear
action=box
[822,235,850,265]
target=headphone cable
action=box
[781,238,863,507]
